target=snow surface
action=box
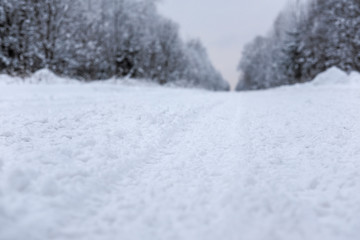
[1,70,360,240]
[309,67,360,87]
[0,69,72,85]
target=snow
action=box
[30,69,72,84]
[309,67,360,87]
[0,69,71,85]
[1,72,360,240]
[0,68,176,88]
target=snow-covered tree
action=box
[187,40,229,90]
[0,0,228,91]
[236,0,360,91]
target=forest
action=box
[0,0,230,91]
[237,0,360,91]
[2,1,360,239]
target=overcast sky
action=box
[158,0,290,88]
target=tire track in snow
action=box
[47,98,227,240]
[3,84,360,240]
[0,86,223,240]
[56,96,249,240]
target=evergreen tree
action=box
[236,0,360,91]
[0,0,228,91]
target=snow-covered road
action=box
[1,81,360,240]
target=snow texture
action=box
[1,71,360,240]
[310,67,360,87]
[0,69,71,85]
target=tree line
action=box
[236,0,360,91]
[0,0,229,91]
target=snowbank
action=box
[0,69,73,85]
[0,74,22,85]
[310,67,360,87]
[31,69,72,84]
[0,70,202,90]
[0,69,171,89]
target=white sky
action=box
[158,0,290,89]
